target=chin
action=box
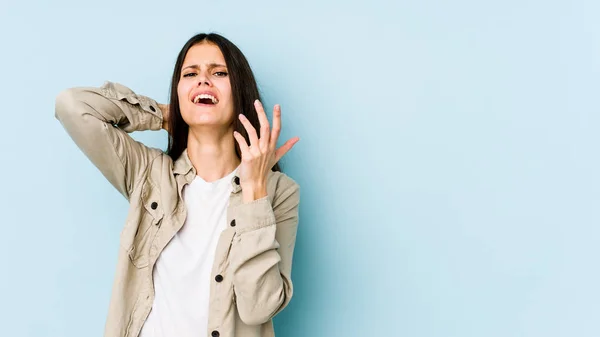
[181,105,233,127]
[185,117,218,126]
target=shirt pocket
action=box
[120,180,164,269]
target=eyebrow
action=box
[182,63,227,71]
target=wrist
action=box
[159,103,169,131]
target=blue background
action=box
[0,0,599,336]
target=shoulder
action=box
[267,170,300,208]
[134,150,174,190]
[268,170,299,192]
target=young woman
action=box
[55,33,301,337]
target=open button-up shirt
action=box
[55,81,300,337]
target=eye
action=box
[214,71,228,77]
[183,72,196,78]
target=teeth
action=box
[193,94,218,104]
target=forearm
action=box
[232,223,289,325]
[229,185,300,325]
[58,81,163,131]
[54,81,164,199]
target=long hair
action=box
[166,33,281,172]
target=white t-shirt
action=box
[140,166,239,337]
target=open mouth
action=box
[192,93,219,105]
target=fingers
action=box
[275,136,300,162]
[233,131,250,155]
[237,100,299,164]
[238,114,259,149]
[254,100,271,150]
[270,104,282,151]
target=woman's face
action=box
[177,42,234,129]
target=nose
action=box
[197,71,212,86]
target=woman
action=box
[55,33,301,337]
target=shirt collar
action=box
[173,148,242,193]
[173,148,194,175]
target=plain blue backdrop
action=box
[0,0,598,336]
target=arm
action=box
[230,179,300,325]
[55,81,167,200]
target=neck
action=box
[186,125,241,183]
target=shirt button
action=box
[211,331,220,337]
[215,274,224,282]
[234,176,240,185]
[230,219,236,227]
[151,202,158,210]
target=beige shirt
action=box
[55,81,301,337]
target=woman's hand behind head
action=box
[158,103,170,132]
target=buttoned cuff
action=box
[100,81,163,131]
